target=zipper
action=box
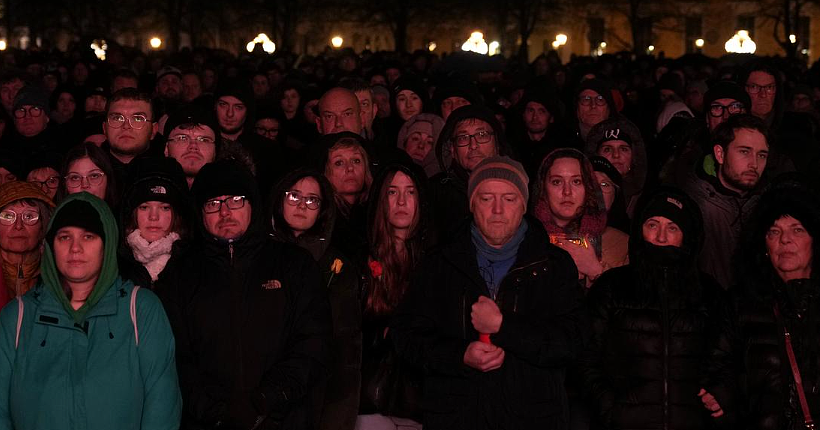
[228,242,235,266]
[660,267,670,430]
[16,262,23,297]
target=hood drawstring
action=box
[107,318,114,339]
[40,327,49,347]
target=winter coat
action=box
[0,192,182,430]
[270,169,362,430]
[169,161,332,430]
[579,188,737,430]
[681,162,760,290]
[390,218,585,430]
[736,279,820,430]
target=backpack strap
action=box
[14,297,23,350]
[130,286,140,347]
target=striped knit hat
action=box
[468,156,529,206]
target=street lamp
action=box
[247,33,276,54]
[150,37,162,49]
[725,30,756,54]
[489,41,500,55]
[331,36,343,48]
[462,31,489,55]
[695,38,705,48]
[0,40,6,51]
[427,42,437,52]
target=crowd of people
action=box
[0,43,818,430]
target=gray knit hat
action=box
[468,155,529,206]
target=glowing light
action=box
[427,42,437,52]
[247,33,276,54]
[150,37,162,49]
[90,39,108,61]
[0,40,6,51]
[552,40,561,49]
[648,45,655,52]
[331,36,343,48]
[724,30,756,54]
[461,31,489,55]
[556,34,568,45]
[489,41,500,55]
[802,49,809,55]
[790,34,797,44]
[600,42,607,48]
[695,38,705,48]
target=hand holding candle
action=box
[471,296,503,336]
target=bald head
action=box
[316,87,362,135]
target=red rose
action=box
[369,260,383,278]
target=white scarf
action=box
[127,230,180,282]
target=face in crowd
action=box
[471,179,525,247]
[135,201,174,243]
[27,167,61,200]
[577,89,610,128]
[316,88,362,135]
[452,118,498,172]
[65,157,108,200]
[53,226,104,288]
[597,140,632,176]
[13,104,49,138]
[325,143,368,205]
[0,200,46,257]
[385,171,418,234]
[215,96,247,136]
[765,216,813,282]
[164,124,217,181]
[355,89,377,132]
[283,177,322,237]
[707,98,746,131]
[714,127,769,194]
[396,90,422,121]
[441,96,469,121]
[642,216,684,247]
[523,101,551,136]
[202,195,252,240]
[746,71,776,119]
[545,157,585,227]
[104,98,157,159]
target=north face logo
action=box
[262,280,282,290]
[666,197,683,209]
[604,128,621,140]
[150,185,167,195]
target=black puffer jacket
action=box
[579,188,737,430]
[390,218,585,430]
[167,160,332,430]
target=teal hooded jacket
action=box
[0,192,182,430]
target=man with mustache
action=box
[165,158,331,429]
[683,114,770,290]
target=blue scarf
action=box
[471,219,528,299]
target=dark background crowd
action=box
[0,41,819,430]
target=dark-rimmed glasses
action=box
[285,191,321,210]
[203,195,247,213]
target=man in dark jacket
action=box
[682,114,769,290]
[428,105,514,244]
[391,156,585,430]
[168,159,331,430]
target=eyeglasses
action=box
[452,131,494,147]
[255,126,279,137]
[203,195,247,213]
[30,176,60,190]
[167,134,216,145]
[599,181,617,195]
[709,102,745,117]
[746,83,776,95]
[107,113,150,130]
[0,209,40,226]
[578,95,607,107]
[285,191,321,210]
[13,106,44,119]
[65,171,106,188]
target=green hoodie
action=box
[40,192,120,324]
[0,192,182,430]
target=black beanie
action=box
[639,194,694,240]
[47,199,105,244]
[589,156,623,188]
[704,81,752,112]
[164,104,220,136]
[192,159,256,208]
